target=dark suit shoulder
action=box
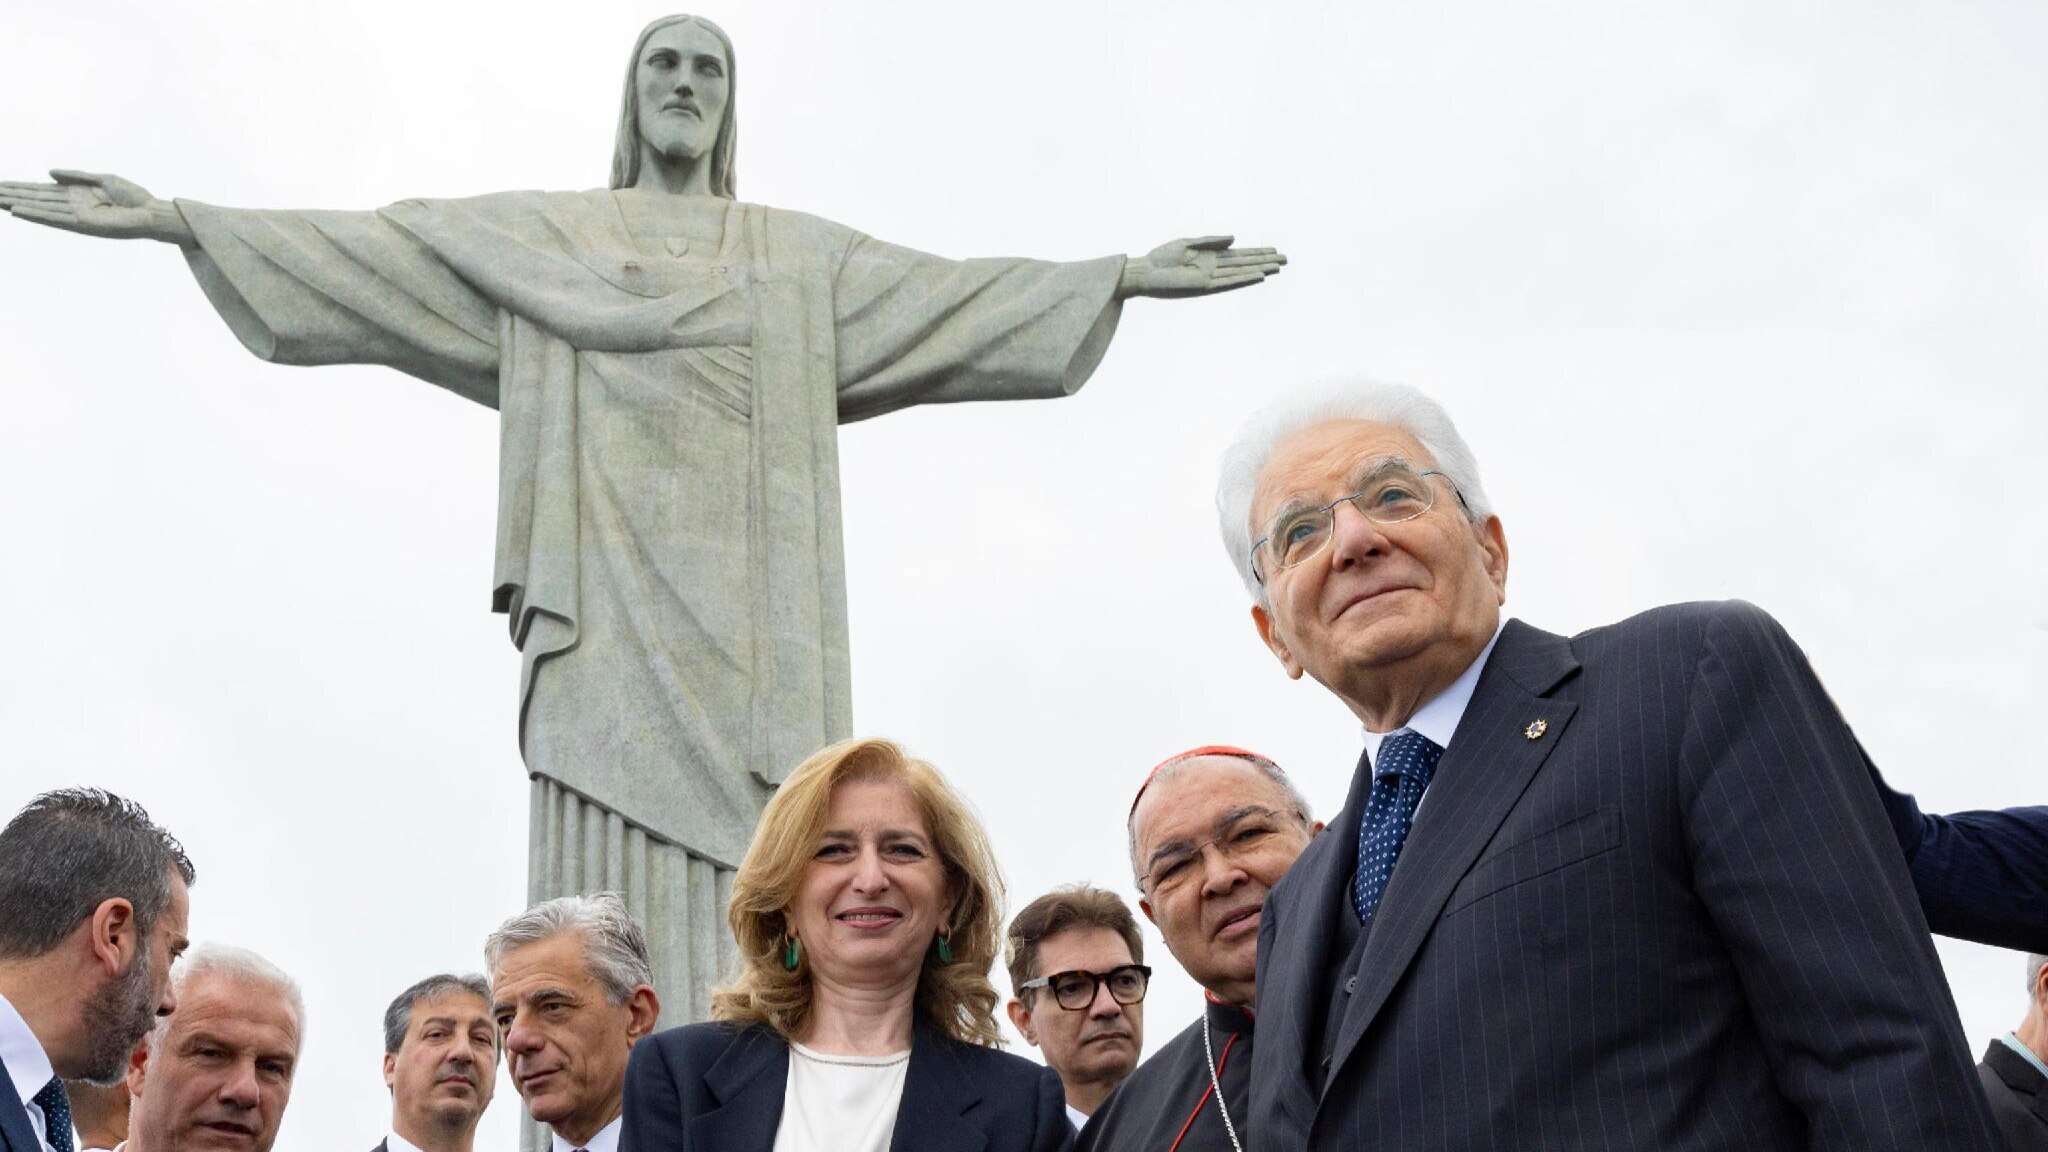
[643,1018,776,1063]
[936,1034,1053,1079]
[1568,598,1780,656]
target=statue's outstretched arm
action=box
[0,170,194,246]
[1117,235,1287,299]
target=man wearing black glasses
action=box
[1003,887,1149,1131]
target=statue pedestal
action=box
[521,776,738,1151]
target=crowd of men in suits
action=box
[5,381,2048,1151]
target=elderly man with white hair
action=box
[1979,952,2048,1150]
[1224,381,2002,1149]
[118,944,302,1152]
[485,894,658,1152]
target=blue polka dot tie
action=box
[1353,728,1442,925]
[32,1078,73,1152]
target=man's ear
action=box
[1479,515,1509,602]
[1309,820,1327,836]
[125,1038,151,1098]
[625,985,661,1043]
[1251,604,1304,680]
[382,1052,398,1093]
[1005,998,1036,1046]
[88,897,139,978]
[1137,897,1155,926]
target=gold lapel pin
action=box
[1524,719,1549,741]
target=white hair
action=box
[484,892,653,1004]
[1215,379,1494,604]
[153,943,306,1048]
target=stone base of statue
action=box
[522,775,744,1152]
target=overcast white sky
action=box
[3,1,2044,1145]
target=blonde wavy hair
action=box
[711,737,1007,1047]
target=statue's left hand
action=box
[1119,235,1286,299]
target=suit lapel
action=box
[687,1027,790,1152]
[1323,620,1580,1095]
[889,1025,988,1152]
[0,1057,39,1152]
[1987,1042,2048,1126]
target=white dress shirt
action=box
[1359,619,1507,816]
[385,1131,428,1152]
[1065,1103,1090,1131]
[0,990,60,1152]
[549,1116,620,1152]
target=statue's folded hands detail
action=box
[0,17,1283,1125]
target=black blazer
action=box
[0,1057,40,1152]
[621,1019,1071,1152]
[1980,1040,2048,1151]
[1248,604,2002,1150]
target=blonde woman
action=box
[622,737,1070,1152]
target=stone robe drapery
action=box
[175,190,1123,865]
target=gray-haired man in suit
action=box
[1979,953,2048,1150]
[1228,381,2000,1149]
[373,974,498,1152]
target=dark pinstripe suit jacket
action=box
[1248,602,2001,1150]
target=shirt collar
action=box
[2000,1032,2048,1082]
[0,991,56,1117]
[1361,619,1507,763]
[550,1116,621,1152]
[386,1131,428,1152]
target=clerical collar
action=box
[1360,618,1508,762]
[1203,992,1254,1036]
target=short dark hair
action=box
[383,973,494,1055]
[0,789,194,961]
[1005,885,1144,1001]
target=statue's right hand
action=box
[0,170,190,244]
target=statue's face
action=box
[635,21,730,167]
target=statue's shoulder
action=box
[741,201,859,253]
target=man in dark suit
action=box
[373,974,498,1152]
[0,790,193,1152]
[1980,953,2048,1150]
[1218,381,2001,1149]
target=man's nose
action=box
[504,1018,544,1054]
[218,1061,261,1109]
[1327,498,1389,569]
[1198,844,1244,896]
[1087,981,1123,1019]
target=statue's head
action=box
[611,14,737,196]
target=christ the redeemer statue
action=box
[0,13,1283,1021]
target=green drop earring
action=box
[782,936,802,971]
[934,933,954,965]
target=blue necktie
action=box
[1353,728,1442,924]
[32,1078,73,1152]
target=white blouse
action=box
[771,1041,912,1152]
